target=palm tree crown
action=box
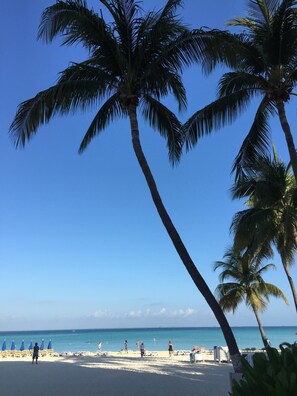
[184,0,297,182]
[231,148,297,311]
[214,246,288,347]
[11,0,202,161]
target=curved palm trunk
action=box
[276,100,297,183]
[251,305,269,349]
[127,104,242,373]
[282,259,297,312]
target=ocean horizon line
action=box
[0,325,296,334]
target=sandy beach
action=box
[0,351,233,396]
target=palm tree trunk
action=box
[276,100,297,183]
[127,103,242,373]
[282,260,297,312]
[251,305,269,349]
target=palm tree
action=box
[231,147,297,312]
[9,0,242,370]
[214,246,288,348]
[184,0,297,183]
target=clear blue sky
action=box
[0,0,296,331]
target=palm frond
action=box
[141,96,182,164]
[218,72,262,97]
[79,93,123,152]
[257,282,289,304]
[216,284,245,313]
[140,69,187,112]
[231,208,276,251]
[268,0,297,65]
[232,97,273,180]
[193,30,249,74]
[100,0,140,58]
[10,88,57,147]
[38,0,125,75]
[10,68,112,147]
[183,89,254,150]
[39,1,100,47]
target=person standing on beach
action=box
[140,342,145,358]
[32,342,39,364]
[136,340,140,351]
[124,340,128,353]
[168,340,173,357]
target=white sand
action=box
[0,352,233,396]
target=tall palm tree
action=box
[184,0,297,183]
[231,147,297,311]
[9,0,242,370]
[214,246,289,348]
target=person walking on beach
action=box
[136,340,140,351]
[32,342,39,364]
[124,340,128,353]
[140,342,145,358]
[168,340,173,357]
[97,341,102,354]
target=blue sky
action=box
[0,0,296,331]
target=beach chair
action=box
[13,350,22,358]
[190,351,204,362]
[21,349,30,357]
[41,349,47,357]
[47,349,54,356]
[214,346,230,363]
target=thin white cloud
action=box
[89,307,197,319]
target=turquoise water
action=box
[0,327,296,352]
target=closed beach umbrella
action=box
[40,339,44,350]
[20,340,25,351]
[2,340,6,351]
[11,341,16,351]
[28,341,33,350]
[47,340,52,350]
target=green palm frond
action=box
[228,1,278,29]
[39,1,103,48]
[232,97,273,180]
[184,89,254,150]
[218,72,262,97]
[216,284,245,313]
[262,282,289,304]
[10,88,57,147]
[231,208,276,254]
[140,68,187,112]
[141,96,182,164]
[79,93,123,152]
[10,69,110,147]
[100,0,140,58]
[142,29,206,76]
[38,1,125,75]
[227,17,258,29]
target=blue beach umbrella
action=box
[28,341,33,350]
[20,340,25,351]
[40,340,44,350]
[47,340,52,350]
[2,340,6,351]
[11,341,16,351]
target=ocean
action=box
[0,327,296,353]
